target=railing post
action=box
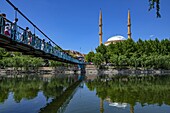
[0,9,85,65]
[31,34,35,47]
[0,16,2,34]
[0,16,5,35]
[78,64,86,73]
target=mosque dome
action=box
[104,35,126,46]
[107,35,126,42]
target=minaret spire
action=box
[127,10,132,39]
[99,9,103,45]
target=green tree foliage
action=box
[0,48,11,59]
[96,44,108,63]
[50,60,63,68]
[90,38,170,69]
[149,0,161,18]
[0,75,78,103]
[86,75,170,106]
[85,51,95,62]
[92,53,104,67]
[0,47,65,70]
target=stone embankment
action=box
[1,65,170,76]
[0,66,80,75]
[85,65,170,75]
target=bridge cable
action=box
[34,27,35,35]
[6,0,62,50]
[15,9,17,19]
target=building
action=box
[98,10,132,46]
[64,50,85,61]
[104,35,126,46]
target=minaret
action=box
[99,9,103,45]
[127,10,132,39]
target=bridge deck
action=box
[0,34,72,63]
[0,15,84,65]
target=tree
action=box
[50,60,63,68]
[92,53,104,67]
[87,38,170,69]
[85,51,95,62]
[96,44,108,64]
[122,39,136,58]
[148,0,161,18]
[109,54,118,66]
[0,48,11,59]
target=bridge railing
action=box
[0,15,83,64]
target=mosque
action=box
[99,10,132,46]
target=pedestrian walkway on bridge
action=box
[0,0,84,65]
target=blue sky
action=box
[0,0,170,54]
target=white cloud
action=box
[149,35,154,38]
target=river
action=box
[0,74,170,113]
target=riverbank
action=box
[85,65,170,75]
[1,65,170,76]
[0,66,80,75]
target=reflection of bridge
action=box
[39,81,80,113]
[0,0,84,66]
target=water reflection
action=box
[0,74,170,113]
[86,75,170,113]
[0,74,81,113]
[109,102,127,108]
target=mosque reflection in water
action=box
[0,74,170,113]
[86,75,170,113]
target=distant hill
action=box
[64,50,86,58]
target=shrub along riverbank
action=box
[0,47,76,72]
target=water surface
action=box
[0,74,170,113]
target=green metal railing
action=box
[0,15,84,64]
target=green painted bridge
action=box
[0,0,85,66]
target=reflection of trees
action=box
[0,78,9,103]
[86,75,170,106]
[39,81,80,113]
[0,91,9,103]
[0,75,77,103]
[0,76,43,103]
[42,77,75,99]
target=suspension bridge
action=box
[0,0,85,69]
